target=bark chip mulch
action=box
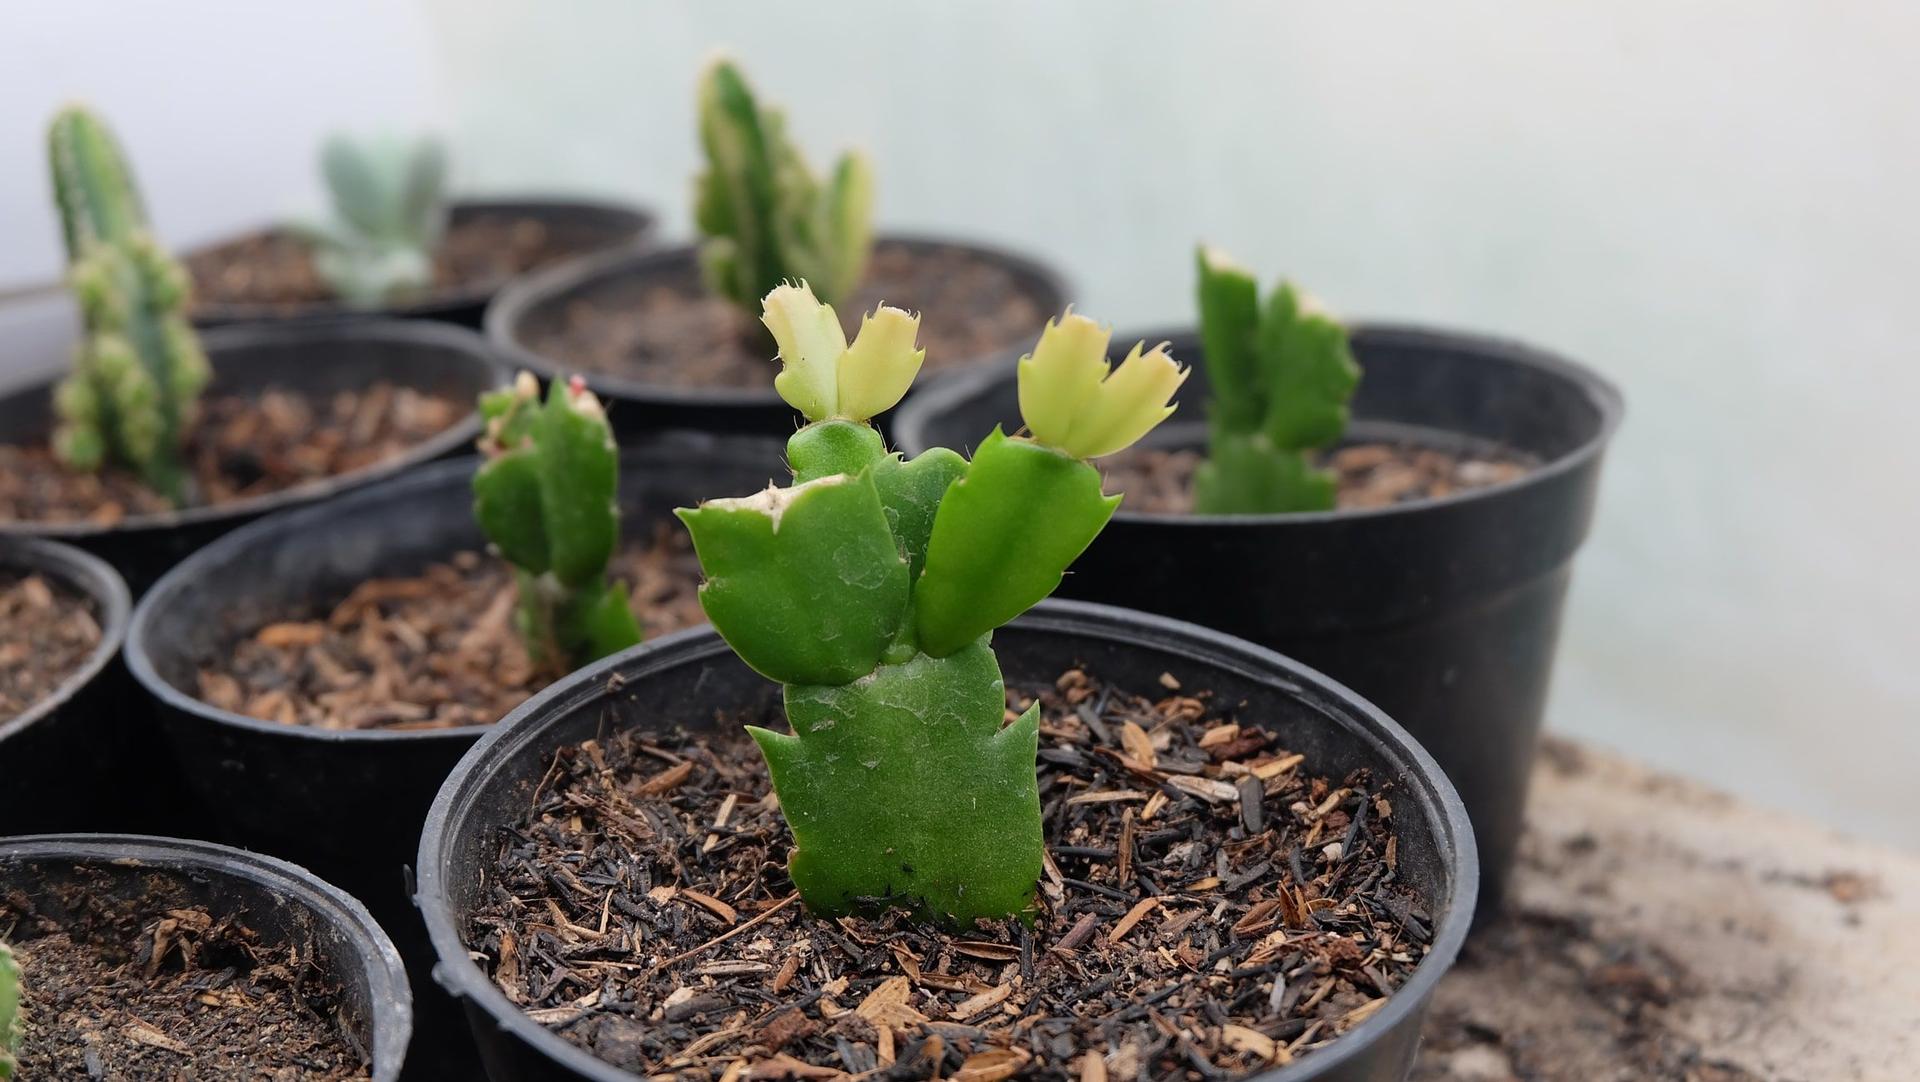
[0,570,103,723]
[1102,441,1536,515]
[0,382,461,526]
[1,868,371,1080]
[467,666,1432,1079]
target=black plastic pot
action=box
[127,433,783,1082]
[895,325,1621,922]
[0,538,133,835]
[0,833,411,1080]
[416,601,1477,1082]
[0,319,507,594]
[485,235,1070,441]
[191,197,656,330]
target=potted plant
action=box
[0,834,410,1080]
[487,58,1068,440]
[416,285,1476,1082]
[0,537,133,837]
[0,106,508,592]
[186,132,654,329]
[894,247,1624,921]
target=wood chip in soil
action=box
[525,240,1049,390]
[196,526,704,731]
[0,382,461,526]
[0,570,102,722]
[187,210,600,311]
[468,666,1431,1080]
[1,868,371,1080]
[1101,441,1536,515]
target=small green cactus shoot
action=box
[678,283,1184,926]
[694,59,874,311]
[1191,246,1361,514]
[307,133,449,306]
[48,105,211,505]
[474,372,642,674]
[0,940,19,1080]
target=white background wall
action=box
[5,2,1916,846]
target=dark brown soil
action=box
[1,869,370,1080]
[0,571,103,722]
[187,210,598,312]
[1101,441,1535,516]
[196,526,704,732]
[525,240,1050,389]
[0,382,462,526]
[468,666,1430,1079]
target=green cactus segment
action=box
[695,60,874,309]
[1192,246,1361,514]
[751,643,1043,925]
[47,106,210,505]
[309,134,448,306]
[870,447,968,584]
[473,375,640,671]
[0,940,19,1080]
[678,472,909,687]
[914,429,1120,659]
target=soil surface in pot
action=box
[524,241,1050,390]
[0,383,462,526]
[2,867,370,1080]
[0,570,103,722]
[187,211,597,312]
[1101,441,1536,515]
[467,666,1432,1079]
[196,527,703,731]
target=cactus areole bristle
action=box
[473,371,641,674]
[677,282,1182,927]
[1191,245,1362,514]
[47,105,211,506]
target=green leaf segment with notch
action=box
[473,372,642,676]
[1192,246,1362,514]
[678,283,1185,927]
[48,105,211,506]
[694,58,874,311]
[305,133,449,307]
[1,940,19,1080]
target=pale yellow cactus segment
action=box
[1017,312,1187,460]
[836,305,924,423]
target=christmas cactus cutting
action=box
[677,283,1186,925]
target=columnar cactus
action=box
[48,105,211,505]
[1192,246,1361,513]
[473,373,642,674]
[678,284,1184,925]
[0,941,19,1080]
[307,134,449,306]
[694,59,874,311]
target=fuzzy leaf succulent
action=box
[1192,246,1361,514]
[0,940,18,1080]
[474,372,642,674]
[694,59,874,311]
[678,283,1184,926]
[48,105,211,505]
[307,133,449,306]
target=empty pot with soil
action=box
[0,318,508,593]
[188,197,656,330]
[0,537,131,836]
[895,321,1621,921]
[0,833,411,1080]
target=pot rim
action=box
[125,435,780,747]
[0,536,130,744]
[484,232,1074,408]
[188,196,657,325]
[0,831,412,1082]
[0,318,508,540]
[895,320,1625,527]
[413,599,1479,1082]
